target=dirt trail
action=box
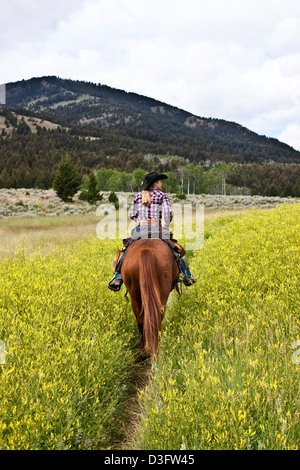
[112,359,153,450]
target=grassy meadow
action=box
[0,204,299,449]
[0,214,100,260]
[0,235,141,449]
[132,204,300,450]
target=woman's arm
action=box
[161,193,173,228]
[130,193,139,221]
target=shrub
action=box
[78,190,88,201]
[108,191,119,209]
[175,193,187,200]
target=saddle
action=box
[113,227,185,274]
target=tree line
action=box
[229,163,300,197]
[85,164,300,197]
[0,110,299,197]
[51,157,300,203]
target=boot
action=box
[183,276,196,287]
[180,258,196,287]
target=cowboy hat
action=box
[140,172,168,190]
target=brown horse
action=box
[121,238,179,359]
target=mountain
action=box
[0,76,299,195]
[4,76,300,164]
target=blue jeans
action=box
[132,225,161,237]
[180,258,192,278]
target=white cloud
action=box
[278,123,300,151]
[268,17,300,55]
[1,0,300,150]
[0,0,84,49]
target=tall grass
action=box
[0,238,138,449]
[132,204,300,450]
[0,205,299,449]
[0,214,100,260]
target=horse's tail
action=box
[139,248,162,358]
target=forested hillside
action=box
[0,76,299,196]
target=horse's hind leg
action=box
[131,298,146,352]
[137,317,152,360]
[132,303,150,360]
[137,319,144,348]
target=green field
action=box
[0,204,299,449]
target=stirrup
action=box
[108,277,123,292]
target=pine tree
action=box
[53,155,82,202]
[87,171,101,204]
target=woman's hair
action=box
[141,189,151,205]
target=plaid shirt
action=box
[130,189,173,228]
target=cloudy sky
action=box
[1,0,300,150]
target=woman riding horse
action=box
[108,171,195,291]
